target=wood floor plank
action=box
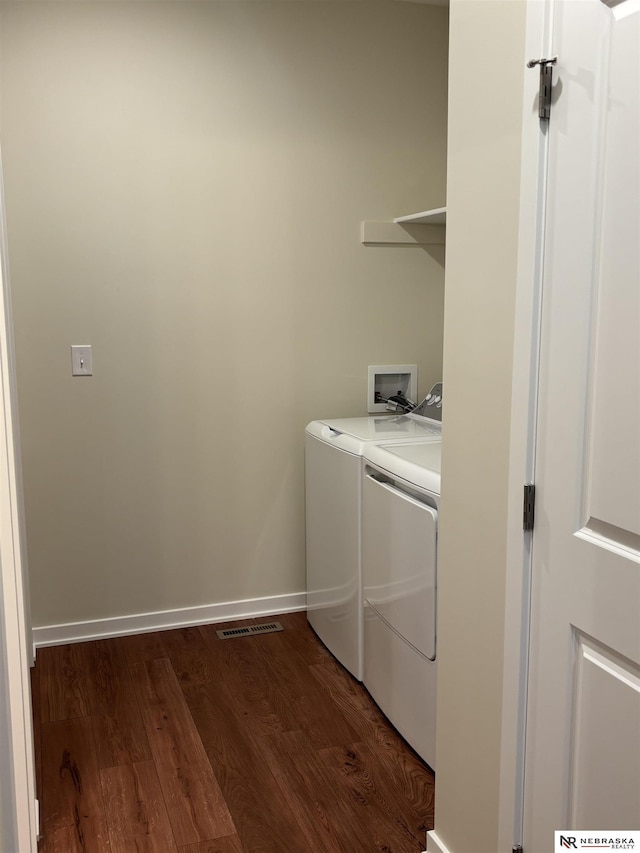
[119,631,169,666]
[164,629,310,853]
[87,638,151,768]
[160,627,216,689]
[309,660,435,825]
[41,824,89,853]
[131,657,236,847]
[275,611,336,666]
[247,628,360,749]
[194,626,286,741]
[365,734,435,832]
[196,699,311,853]
[179,837,244,853]
[40,715,110,851]
[199,623,359,749]
[260,728,373,853]
[39,642,93,723]
[310,656,414,746]
[319,741,428,852]
[101,760,178,853]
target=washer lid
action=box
[308,415,441,443]
[363,441,442,494]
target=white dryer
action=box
[361,440,442,770]
[305,413,441,681]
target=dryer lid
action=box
[309,415,441,443]
[363,441,442,494]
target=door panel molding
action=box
[570,631,640,826]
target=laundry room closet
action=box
[0,0,548,850]
[0,0,449,639]
[0,1,450,848]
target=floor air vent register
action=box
[216,621,284,639]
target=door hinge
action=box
[527,56,557,120]
[523,483,535,532]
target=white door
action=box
[524,0,640,849]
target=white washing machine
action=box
[361,440,441,771]
[305,410,441,681]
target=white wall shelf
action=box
[361,206,446,245]
[394,206,446,225]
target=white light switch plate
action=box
[71,345,93,376]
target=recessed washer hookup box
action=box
[368,364,417,413]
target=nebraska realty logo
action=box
[555,831,640,851]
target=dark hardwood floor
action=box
[31,611,435,852]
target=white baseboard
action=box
[425,829,452,853]
[32,591,307,652]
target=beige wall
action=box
[435,1,527,851]
[0,1,448,628]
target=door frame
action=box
[0,153,38,852]
[498,0,555,849]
